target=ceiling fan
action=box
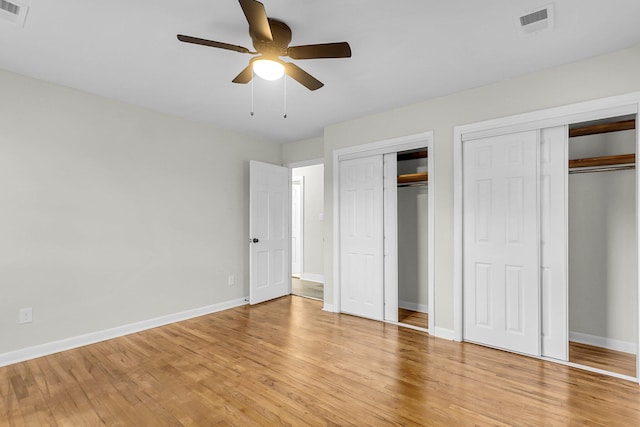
[177,0,351,91]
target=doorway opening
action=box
[396,148,429,329]
[291,163,324,301]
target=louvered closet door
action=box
[339,155,384,320]
[463,130,540,356]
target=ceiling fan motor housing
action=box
[252,19,292,57]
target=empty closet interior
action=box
[396,149,428,329]
[568,116,638,377]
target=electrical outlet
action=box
[228,274,236,286]
[19,307,32,324]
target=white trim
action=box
[453,91,640,383]
[300,273,324,283]
[336,135,433,161]
[0,297,248,368]
[569,332,637,355]
[434,327,455,341]
[453,126,464,342]
[285,157,324,168]
[458,93,640,141]
[322,303,336,312]
[399,301,428,313]
[427,135,436,333]
[333,131,435,322]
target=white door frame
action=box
[453,91,640,382]
[333,131,435,332]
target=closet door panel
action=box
[463,130,540,356]
[540,125,568,360]
[339,156,384,320]
[383,153,398,322]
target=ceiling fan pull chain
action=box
[250,74,255,116]
[283,76,287,119]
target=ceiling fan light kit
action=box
[252,58,285,81]
[177,0,351,91]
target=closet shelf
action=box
[398,172,428,185]
[568,153,636,169]
[397,150,427,161]
[569,119,636,138]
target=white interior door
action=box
[463,130,541,356]
[250,160,290,305]
[339,155,384,320]
[291,177,303,276]
[540,126,568,360]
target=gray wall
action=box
[397,156,428,310]
[397,186,428,310]
[0,69,281,355]
[569,130,637,344]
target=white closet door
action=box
[383,153,398,322]
[463,130,540,356]
[340,155,384,320]
[540,126,568,360]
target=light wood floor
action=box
[291,277,323,300]
[3,296,640,426]
[569,341,637,378]
[398,308,428,329]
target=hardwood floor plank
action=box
[569,341,636,377]
[398,308,428,328]
[2,296,640,426]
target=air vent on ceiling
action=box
[0,0,28,27]
[517,3,554,36]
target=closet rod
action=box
[398,183,428,187]
[569,165,635,175]
[569,119,635,138]
[397,172,428,185]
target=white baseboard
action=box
[399,301,428,313]
[300,273,324,283]
[569,331,636,354]
[434,327,455,341]
[323,303,336,312]
[0,297,249,368]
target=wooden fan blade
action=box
[239,0,273,41]
[232,64,254,84]
[287,42,351,60]
[177,35,253,54]
[284,63,323,91]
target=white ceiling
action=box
[2,0,640,143]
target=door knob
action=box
[251,238,259,243]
